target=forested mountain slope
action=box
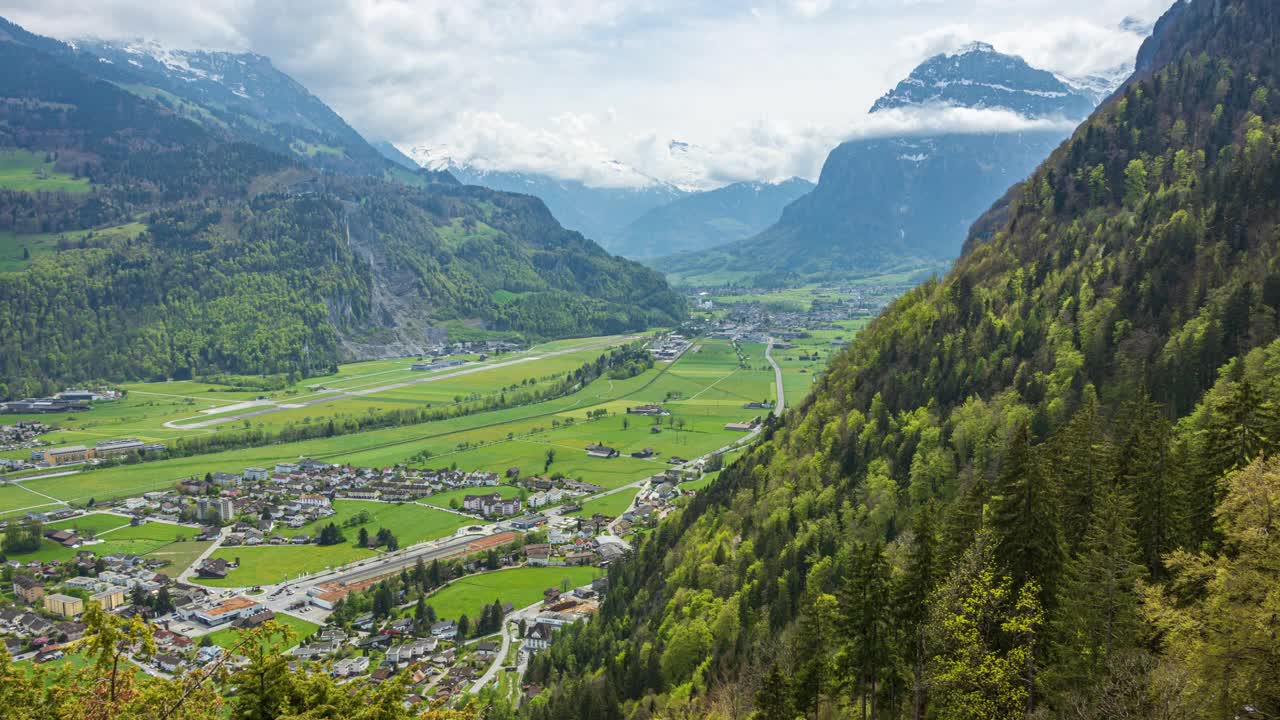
[525,1,1280,719]
[0,16,450,184]
[0,26,683,393]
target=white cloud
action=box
[2,0,1172,188]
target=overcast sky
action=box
[3,0,1174,188]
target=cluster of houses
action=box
[0,420,49,454]
[1,549,204,663]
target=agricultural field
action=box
[1,336,772,534]
[0,334,635,450]
[420,485,523,511]
[204,614,320,651]
[278,500,472,547]
[564,490,634,519]
[4,512,208,569]
[418,566,602,622]
[192,502,470,588]
[193,544,376,588]
[0,149,91,194]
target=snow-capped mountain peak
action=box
[870,41,1097,119]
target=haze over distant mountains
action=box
[659,40,1134,285]
[403,143,814,258]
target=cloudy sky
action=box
[3,0,1173,188]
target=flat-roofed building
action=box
[43,593,84,618]
[45,445,92,466]
[91,588,126,611]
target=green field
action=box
[565,491,634,519]
[204,614,320,651]
[280,500,472,546]
[0,149,91,194]
[420,485,523,511]
[193,502,470,587]
[420,566,602,622]
[1,336,776,545]
[4,513,206,567]
[193,544,376,588]
[0,335,633,449]
[0,222,146,273]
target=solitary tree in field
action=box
[544,448,556,473]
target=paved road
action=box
[470,601,541,694]
[175,526,230,583]
[765,338,784,417]
[164,335,640,430]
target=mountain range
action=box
[0,18,683,389]
[660,41,1117,285]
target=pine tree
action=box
[1114,396,1187,577]
[358,527,369,548]
[990,423,1062,600]
[792,591,837,718]
[1049,395,1115,554]
[840,542,896,720]
[897,502,938,720]
[1050,484,1145,692]
[755,665,796,720]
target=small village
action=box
[0,444,707,705]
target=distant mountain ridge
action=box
[660,42,1118,285]
[406,146,688,253]
[613,177,814,259]
[0,18,452,184]
[871,41,1097,117]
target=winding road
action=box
[766,337,784,417]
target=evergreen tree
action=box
[358,527,369,548]
[755,665,796,720]
[1049,394,1115,554]
[1114,396,1187,577]
[792,591,837,718]
[990,423,1062,600]
[1049,484,1145,693]
[840,541,896,720]
[896,502,938,720]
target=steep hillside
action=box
[616,177,813,259]
[0,25,683,393]
[526,2,1280,719]
[0,16,450,185]
[664,44,1103,285]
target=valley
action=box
[5,2,1280,720]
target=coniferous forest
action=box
[518,2,1280,719]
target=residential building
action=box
[92,588,126,611]
[43,593,84,618]
[13,575,43,603]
